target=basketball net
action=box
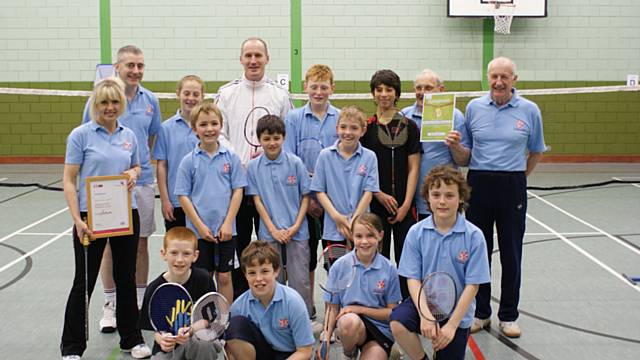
[491,2,515,34]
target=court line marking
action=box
[0,207,68,244]
[612,176,640,189]
[0,178,6,182]
[0,229,71,274]
[527,213,640,293]
[528,191,640,257]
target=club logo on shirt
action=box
[287,175,297,185]
[357,164,367,176]
[457,250,469,263]
[278,318,289,329]
[146,105,153,115]
[377,280,385,290]
[223,163,230,173]
[122,140,132,151]
[515,119,525,130]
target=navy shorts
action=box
[194,236,237,273]
[224,315,293,360]
[390,297,470,360]
[353,315,393,356]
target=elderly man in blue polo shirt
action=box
[401,69,468,220]
[459,57,546,338]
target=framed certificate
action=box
[420,93,456,142]
[86,175,133,238]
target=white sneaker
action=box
[470,317,491,333]
[99,301,117,333]
[311,320,324,335]
[499,321,521,338]
[62,356,81,360]
[318,330,337,343]
[122,343,151,359]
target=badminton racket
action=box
[243,106,271,158]
[81,218,90,341]
[149,282,193,337]
[376,109,409,200]
[417,271,457,359]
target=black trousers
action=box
[61,210,143,356]
[232,196,260,300]
[466,170,527,322]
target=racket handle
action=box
[81,217,90,246]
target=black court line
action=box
[485,327,542,360]
[0,242,32,291]
[0,179,62,204]
[491,235,640,346]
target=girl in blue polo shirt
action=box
[154,75,204,230]
[390,166,490,360]
[324,213,402,359]
[61,78,148,359]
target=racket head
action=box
[417,271,457,323]
[191,292,230,341]
[148,282,193,335]
[297,137,324,175]
[318,245,356,295]
[376,109,410,149]
[243,106,271,149]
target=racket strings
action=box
[376,111,409,149]
[418,272,457,323]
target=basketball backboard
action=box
[448,0,547,17]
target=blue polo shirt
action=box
[174,144,247,237]
[398,215,491,329]
[65,121,140,212]
[246,151,311,241]
[461,89,546,171]
[83,84,162,185]
[323,251,402,341]
[283,102,340,174]
[230,282,315,352]
[310,142,380,241]
[153,110,199,207]
[402,104,466,214]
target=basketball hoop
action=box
[490,1,515,34]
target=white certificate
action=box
[86,175,133,239]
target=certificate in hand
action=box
[86,175,133,239]
[420,93,456,142]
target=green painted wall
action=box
[1,81,638,157]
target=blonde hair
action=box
[176,75,205,97]
[189,101,223,129]
[304,64,334,84]
[163,226,198,251]
[338,105,367,129]
[90,77,126,121]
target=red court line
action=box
[468,335,486,360]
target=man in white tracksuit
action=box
[215,37,292,299]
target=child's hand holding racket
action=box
[174,326,191,346]
[155,332,176,352]
[420,316,439,340]
[217,221,233,241]
[432,323,456,351]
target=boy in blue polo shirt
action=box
[175,101,246,304]
[390,166,490,360]
[225,241,314,360]
[246,114,313,316]
[323,213,402,359]
[284,64,340,320]
[310,106,380,246]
